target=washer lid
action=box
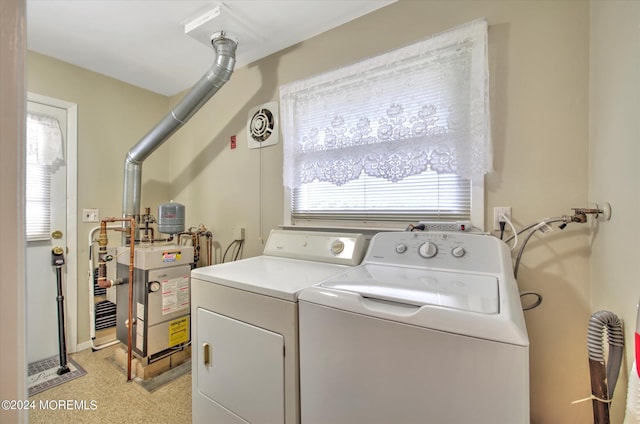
[319,264,499,314]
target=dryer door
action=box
[196,308,284,424]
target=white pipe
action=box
[88,225,120,350]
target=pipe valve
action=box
[573,207,605,216]
[570,207,606,224]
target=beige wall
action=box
[589,1,640,423]
[169,1,591,422]
[0,0,27,422]
[22,0,626,422]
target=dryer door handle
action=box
[203,342,212,367]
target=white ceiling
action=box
[27,0,396,96]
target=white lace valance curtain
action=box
[26,112,64,169]
[280,19,491,189]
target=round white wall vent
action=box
[247,101,279,149]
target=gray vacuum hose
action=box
[588,310,625,397]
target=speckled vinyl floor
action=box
[29,344,191,423]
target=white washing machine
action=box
[190,230,367,424]
[299,231,530,424]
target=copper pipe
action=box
[97,279,112,289]
[96,221,125,288]
[175,228,214,266]
[97,278,124,289]
[192,233,199,264]
[100,217,136,381]
[206,232,213,266]
[177,231,201,265]
[126,219,135,382]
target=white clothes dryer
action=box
[190,230,367,424]
[299,231,530,424]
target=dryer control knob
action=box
[418,241,438,258]
[395,243,408,254]
[451,246,466,258]
[331,240,345,254]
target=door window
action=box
[25,112,64,241]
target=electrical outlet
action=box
[493,207,511,231]
[83,208,99,223]
[233,227,245,240]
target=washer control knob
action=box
[451,246,466,258]
[418,242,438,258]
[395,243,408,254]
[331,240,345,255]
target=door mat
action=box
[106,355,191,393]
[28,355,87,397]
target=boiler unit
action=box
[116,245,194,364]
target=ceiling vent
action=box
[247,102,279,149]
[184,3,263,69]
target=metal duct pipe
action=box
[122,33,237,242]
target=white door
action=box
[25,99,73,364]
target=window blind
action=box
[292,172,470,221]
[25,164,51,241]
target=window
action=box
[280,19,490,228]
[25,112,64,241]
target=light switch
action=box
[83,208,99,223]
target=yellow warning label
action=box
[168,316,189,347]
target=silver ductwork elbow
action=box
[121,34,237,243]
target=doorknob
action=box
[51,230,63,239]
